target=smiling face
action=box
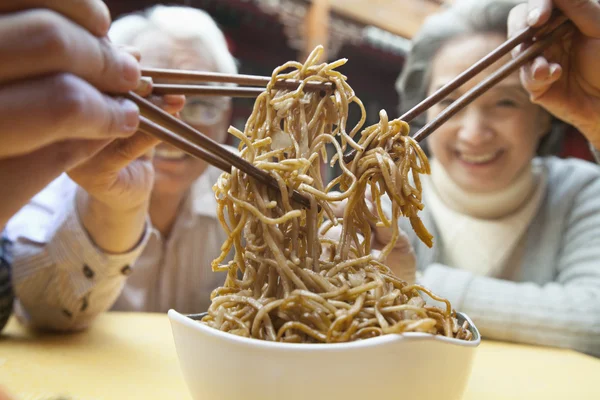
[426,33,551,193]
[134,29,232,196]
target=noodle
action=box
[201,46,472,343]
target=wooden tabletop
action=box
[1,312,599,399]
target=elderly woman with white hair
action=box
[393,0,600,356]
[334,0,600,357]
[6,5,237,330]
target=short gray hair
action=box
[109,5,237,75]
[396,0,564,154]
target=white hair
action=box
[109,5,237,75]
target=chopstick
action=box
[151,84,265,98]
[127,92,312,208]
[133,13,568,207]
[138,116,232,173]
[412,20,571,142]
[342,12,570,163]
[142,68,334,93]
[402,12,568,125]
[132,68,337,208]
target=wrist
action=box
[576,121,600,151]
[76,188,148,254]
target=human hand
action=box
[68,94,185,253]
[0,0,144,229]
[0,386,12,400]
[509,0,600,148]
[0,0,112,37]
[0,0,143,158]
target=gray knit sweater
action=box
[398,157,600,356]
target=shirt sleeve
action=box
[6,175,150,331]
[418,174,600,357]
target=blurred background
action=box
[104,0,594,180]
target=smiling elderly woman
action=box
[7,6,238,330]
[390,0,600,356]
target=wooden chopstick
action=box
[141,67,334,92]
[138,117,232,173]
[151,84,265,98]
[412,19,571,142]
[402,12,568,125]
[127,92,312,208]
[342,12,569,164]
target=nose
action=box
[456,107,494,147]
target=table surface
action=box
[1,312,599,400]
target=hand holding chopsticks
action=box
[129,67,336,209]
[342,10,572,164]
[128,92,313,208]
[128,5,597,209]
[509,0,600,150]
[0,0,148,228]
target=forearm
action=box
[420,264,600,356]
[575,96,600,153]
[77,187,147,254]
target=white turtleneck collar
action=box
[424,158,547,277]
[429,158,539,219]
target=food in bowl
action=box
[196,46,473,344]
[169,45,480,400]
[169,309,480,400]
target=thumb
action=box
[71,131,159,176]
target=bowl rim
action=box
[168,309,481,350]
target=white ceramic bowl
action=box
[168,309,480,400]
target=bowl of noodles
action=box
[169,309,479,400]
[168,46,481,400]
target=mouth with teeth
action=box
[154,146,189,161]
[456,150,503,166]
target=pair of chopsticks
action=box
[127,73,335,209]
[129,92,312,208]
[127,70,334,209]
[142,68,334,98]
[127,11,570,209]
[342,11,571,163]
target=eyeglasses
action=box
[180,96,230,126]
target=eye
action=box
[180,99,223,125]
[496,98,518,108]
